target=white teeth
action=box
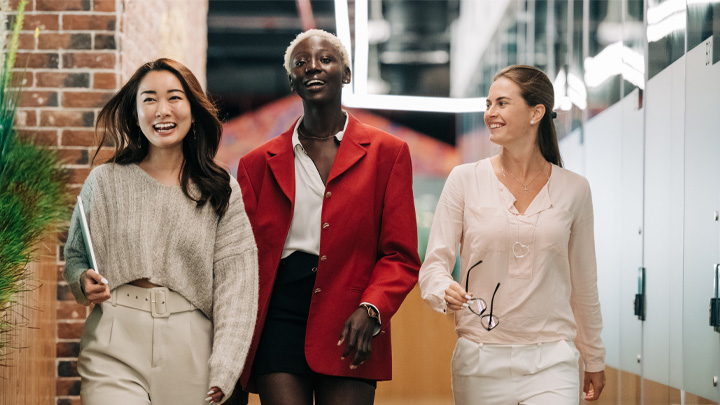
[490,123,503,129]
[306,80,324,86]
[154,123,176,131]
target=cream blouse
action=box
[418,158,605,372]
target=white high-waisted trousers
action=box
[451,337,580,405]
[78,285,212,404]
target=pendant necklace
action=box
[298,124,335,141]
[501,161,548,192]
[511,212,541,258]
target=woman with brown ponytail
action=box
[419,65,606,404]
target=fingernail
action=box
[337,340,343,346]
[462,303,469,308]
[465,294,472,299]
[205,397,212,402]
[101,278,108,284]
[341,356,346,360]
[349,365,357,370]
[207,391,214,395]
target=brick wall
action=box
[10,1,208,403]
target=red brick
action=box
[37,72,90,88]
[93,72,116,89]
[56,378,81,396]
[57,397,83,405]
[57,148,89,165]
[63,91,113,108]
[57,321,84,339]
[17,129,59,146]
[23,14,60,31]
[58,360,80,377]
[39,33,91,50]
[10,0,34,11]
[61,129,95,146]
[93,0,115,11]
[16,109,38,127]
[37,0,89,11]
[15,52,59,69]
[40,110,95,127]
[68,167,91,184]
[93,33,116,50]
[57,301,88,320]
[56,341,81,358]
[17,32,35,50]
[63,14,115,31]
[62,52,114,69]
[20,71,33,87]
[20,91,58,107]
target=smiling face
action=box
[484,77,544,148]
[288,36,350,104]
[136,70,192,154]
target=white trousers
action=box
[451,337,580,405]
[78,288,212,404]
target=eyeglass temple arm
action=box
[486,282,501,330]
[465,260,483,292]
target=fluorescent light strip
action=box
[343,93,487,113]
[335,0,490,113]
[354,0,369,95]
[647,11,687,42]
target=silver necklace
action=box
[511,212,541,258]
[501,162,548,192]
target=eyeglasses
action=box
[465,260,501,331]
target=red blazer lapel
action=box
[266,124,296,203]
[328,114,370,184]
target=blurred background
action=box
[2,0,720,404]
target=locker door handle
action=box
[634,267,645,321]
[710,264,720,332]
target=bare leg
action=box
[256,373,313,405]
[315,375,375,405]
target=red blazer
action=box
[236,113,420,388]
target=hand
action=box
[444,281,472,312]
[81,269,110,304]
[205,386,224,404]
[338,307,377,369]
[583,370,606,401]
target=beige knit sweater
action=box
[64,163,258,401]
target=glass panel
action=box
[647,0,686,79]
[585,0,622,119]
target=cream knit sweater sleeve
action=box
[208,177,259,401]
[63,167,99,306]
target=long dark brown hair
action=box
[494,65,563,167]
[94,58,231,217]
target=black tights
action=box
[256,372,375,405]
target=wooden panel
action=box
[0,235,58,405]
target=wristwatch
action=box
[360,303,380,323]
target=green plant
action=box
[0,0,71,359]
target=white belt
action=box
[111,284,195,318]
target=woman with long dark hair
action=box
[234,30,420,404]
[64,58,258,404]
[419,65,606,404]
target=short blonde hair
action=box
[283,29,351,76]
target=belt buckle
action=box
[151,287,170,318]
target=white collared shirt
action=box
[281,112,348,259]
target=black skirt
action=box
[252,251,318,377]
